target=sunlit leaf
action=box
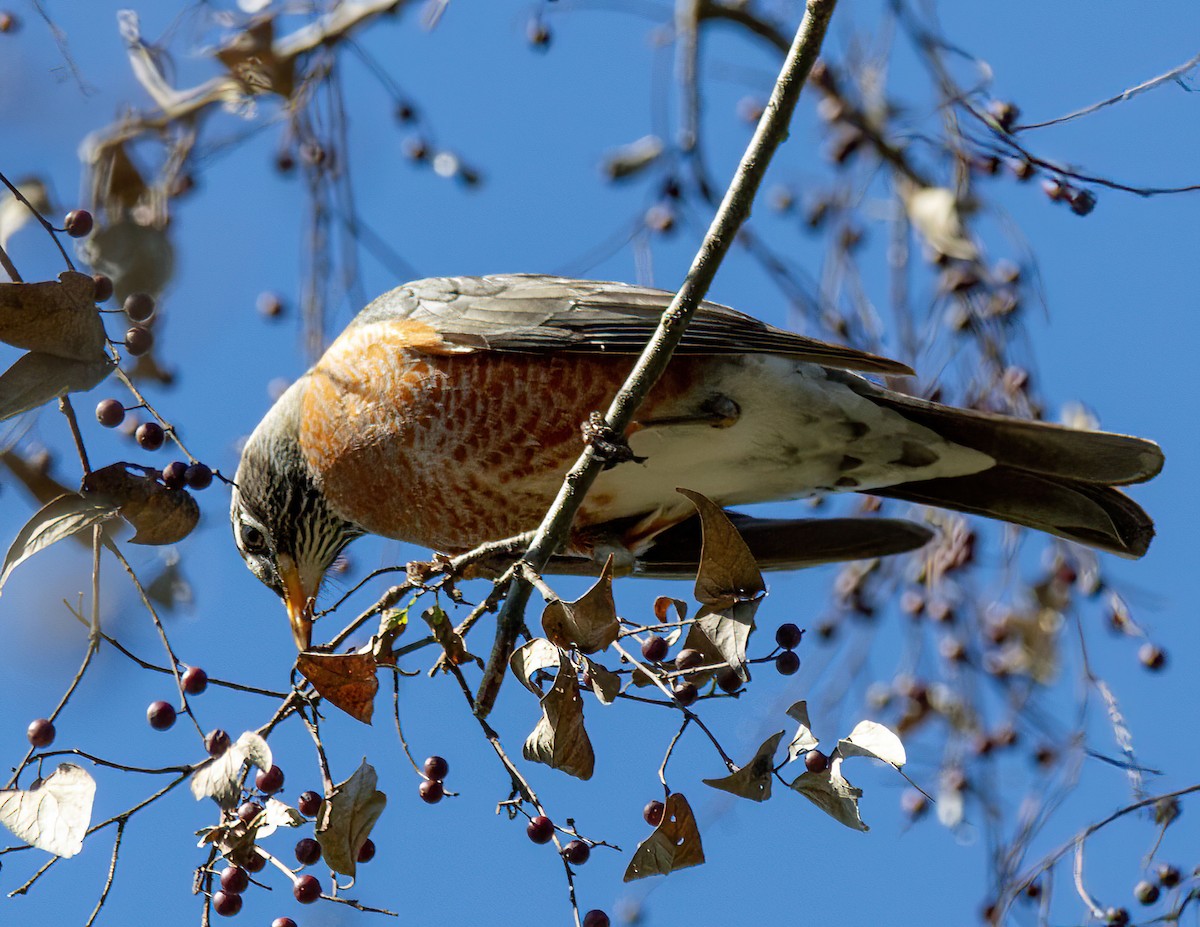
[903,184,979,261]
[785,700,820,763]
[581,656,620,705]
[0,272,108,361]
[690,599,760,681]
[295,651,378,724]
[541,555,619,654]
[677,489,765,607]
[0,764,96,857]
[522,650,595,780]
[509,638,563,695]
[316,759,387,878]
[191,732,273,809]
[837,720,906,768]
[703,731,784,802]
[789,757,868,832]
[0,494,119,595]
[0,178,48,252]
[623,792,705,881]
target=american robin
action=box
[230,275,1163,649]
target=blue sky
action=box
[2,2,1198,925]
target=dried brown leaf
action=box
[191,732,272,809]
[0,352,114,422]
[623,792,705,881]
[422,604,475,668]
[509,638,563,694]
[316,759,387,877]
[0,494,120,595]
[601,134,665,181]
[653,596,688,623]
[690,599,759,681]
[789,758,868,832]
[541,555,619,654]
[214,17,296,97]
[296,651,378,724]
[702,731,785,802]
[581,655,620,704]
[785,700,820,763]
[80,218,175,303]
[0,272,107,362]
[837,720,906,768]
[677,489,765,607]
[0,764,96,858]
[522,649,595,780]
[84,462,198,545]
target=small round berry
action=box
[205,729,231,757]
[402,136,429,161]
[1008,158,1036,181]
[423,755,449,780]
[238,801,263,825]
[26,718,55,748]
[147,700,176,730]
[1157,865,1181,888]
[275,151,295,173]
[1138,643,1166,671]
[804,750,829,774]
[641,636,669,662]
[1069,188,1097,217]
[161,461,188,490]
[643,800,664,827]
[135,421,165,451]
[256,292,284,319]
[0,12,18,33]
[418,779,444,804]
[297,790,322,817]
[181,665,207,694]
[220,866,249,894]
[775,623,803,650]
[293,874,321,904]
[1105,907,1130,926]
[63,209,93,238]
[672,681,698,707]
[644,203,675,234]
[122,292,155,322]
[357,838,376,863]
[987,100,1020,132]
[185,463,213,490]
[96,398,125,428]
[562,839,590,865]
[294,837,322,866]
[241,851,265,873]
[526,815,554,844]
[900,788,928,818]
[1134,880,1159,905]
[715,669,742,694]
[92,274,114,303]
[1042,178,1068,202]
[212,890,242,917]
[124,325,154,356]
[394,101,417,123]
[256,765,285,794]
[582,911,610,927]
[775,650,801,676]
[526,17,551,48]
[272,920,298,927]
[674,648,703,671]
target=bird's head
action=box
[231,385,363,650]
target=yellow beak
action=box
[277,553,314,651]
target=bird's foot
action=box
[581,412,647,470]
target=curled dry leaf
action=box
[257,797,305,839]
[214,17,296,98]
[522,648,595,780]
[0,177,49,251]
[83,462,198,545]
[789,757,868,832]
[316,759,387,877]
[785,700,820,763]
[422,604,475,668]
[581,656,620,705]
[902,184,979,262]
[677,489,765,608]
[0,352,114,422]
[837,720,906,768]
[540,555,619,654]
[0,494,120,596]
[702,731,785,802]
[0,764,97,858]
[509,638,563,695]
[295,650,379,724]
[0,272,108,362]
[653,595,688,624]
[601,134,665,181]
[191,732,272,809]
[373,601,410,661]
[690,599,760,682]
[623,792,705,881]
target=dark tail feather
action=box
[870,466,1155,558]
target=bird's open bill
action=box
[277,553,314,651]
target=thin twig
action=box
[84,818,125,927]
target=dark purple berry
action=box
[1139,643,1166,671]
[0,12,18,33]
[92,274,114,303]
[526,815,554,844]
[776,650,801,675]
[135,421,165,451]
[1069,188,1097,216]
[294,837,321,866]
[212,890,242,916]
[205,729,231,757]
[674,648,703,671]
[715,669,742,694]
[124,325,154,356]
[423,755,449,780]
[804,750,829,774]
[185,463,213,490]
[161,461,188,490]
[357,838,375,863]
[582,911,610,927]
[297,790,322,817]
[293,874,321,904]
[641,636,669,662]
[26,718,55,748]
[775,623,803,650]
[123,292,155,322]
[181,665,207,694]
[63,209,93,238]
[238,801,263,825]
[672,681,698,707]
[1134,880,1159,905]
[96,398,125,428]
[562,839,590,865]
[256,765,284,794]
[147,700,176,730]
[241,851,265,873]
[220,866,249,894]
[272,920,298,927]
[643,800,664,827]
[418,779,444,804]
[256,292,284,319]
[526,17,551,48]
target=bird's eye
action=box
[240,524,268,554]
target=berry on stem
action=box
[147,700,176,730]
[136,421,165,451]
[293,874,321,904]
[205,729,231,757]
[212,890,242,917]
[123,292,155,322]
[775,623,803,650]
[804,750,829,774]
[357,838,376,863]
[272,920,298,927]
[776,650,801,675]
[125,325,154,356]
[220,866,249,894]
[96,398,125,428]
[92,274,114,303]
[562,840,590,865]
[161,461,188,490]
[63,209,93,238]
[641,635,669,662]
[241,851,265,873]
[582,911,610,927]
[238,801,263,824]
[527,815,554,844]
[185,463,213,490]
[181,665,207,694]
[294,837,321,866]
[674,648,703,671]
[423,755,449,780]
[418,779,444,804]
[643,800,664,827]
[672,681,698,707]
[297,791,322,817]
[256,765,284,794]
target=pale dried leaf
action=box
[523,654,595,780]
[837,720,906,768]
[702,731,784,802]
[316,759,387,877]
[295,651,378,724]
[623,792,705,881]
[256,798,305,839]
[0,179,49,252]
[786,700,820,763]
[601,134,664,181]
[0,764,96,857]
[191,732,273,809]
[937,784,964,828]
[541,555,619,653]
[79,219,174,303]
[0,273,108,361]
[904,185,979,261]
[789,758,868,832]
[0,352,114,422]
[678,489,765,607]
[509,638,563,695]
[581,656,620,705]
[0,494,119,595]
[118,10,182,110]
[422,604,475,667]
[214,17,295,97]
[83,462,198,545]
[691,599,759,681]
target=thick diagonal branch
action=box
[474,0,840,717]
